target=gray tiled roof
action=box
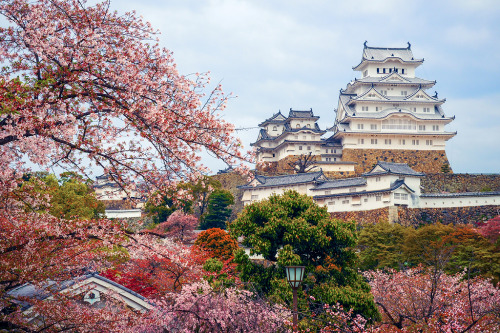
[311,177,366,191]
[288,108,318,118]
[355,75,435,85]
[259,111,287,126]
[312,179,413,199]
[421,191,500,198]
[353,43,424,70]
[7,273,149,311]
[365,161,425,177]
[240,171,325,189]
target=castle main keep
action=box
[253,42,456,177]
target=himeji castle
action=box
[253,42,456,177]
[332,42,456,174]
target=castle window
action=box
[401,91,407,96]
[377,68,380,73]
[364,198,368,202]
[307,124,311,128]
[296,124,300,128]
[358,138,364,144]
[307,146,311,150]
[376,196,382,201]
[272,153,275,157]
[399,139,406,145]
[251,195,258,200]
[363,70,368,77]
[432,125,439,131]
[371,139,378,144]
[342,200,350,204]
[328,201,335,205]
[357,124,364,129]
[371,124,377,130]
[423,107,430,112]
[376,107,380,111]
[362,106,369,111]
[395,68,398,73]
[426,140,433,145]
[402,69,405,74]
[376,177,381,182]
[299,146,303,150]
[413,107,417,112]
[419,125,426,131]
[383,68,386,74]
[385,139,391,145]
[412,139,419,145]
[334,158,337,161]
[389,68,392,73]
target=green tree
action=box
[144,187,193,224]
[200,189,234,230]
[357,222,413,270]
[21,173,104,220]
[228,190,380,325]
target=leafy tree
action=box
[199,189,234,230]
[20,173,105,220]
[229,190,380,323]
[0,0,246,330]
[194,228,239,260]
[144,188,193,224]
[184,176,222,217]
[357,222,412,271]
[441,162,451,173]
[366,267,500,332]
[152,210,199,243]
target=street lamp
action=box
[285,266,305,331]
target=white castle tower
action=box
[330,42,456,174]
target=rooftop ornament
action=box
[285,266,305,331]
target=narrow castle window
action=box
[273,126,277,131]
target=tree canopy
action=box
[229,190,380,325]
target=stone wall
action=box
[421,174,500,193]
[397,205,500,227]
[330,207,389,225]
[257,155,356,178]
[329,205,500,227]
[341,148,451,174]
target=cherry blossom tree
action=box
[0,0,247,194]
[0,0,250,330]
[366,267,500,332]
[150,210,199,243]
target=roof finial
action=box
[433,91,438,98]
[407,41,411,49]
[364,40,367,48]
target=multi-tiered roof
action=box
[332,42,456,145]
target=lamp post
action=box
[285,266,305,331]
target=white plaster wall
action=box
[105,209,142,218]
[317,192,392,212]
[420,195,500,208]
[312,163,355,173]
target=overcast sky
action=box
[114,0,500,174]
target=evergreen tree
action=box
[200,190,234,229]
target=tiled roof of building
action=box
[353,42,424,70]
[239,171,326,189]
[7,273,149,311]
[365,161,425,177]
[312,179,413,199]
[288,108,318,119]
[311,177,366,191]
[354,75,435,85]
[258,111,287,126]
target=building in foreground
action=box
[240,162,500,213]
